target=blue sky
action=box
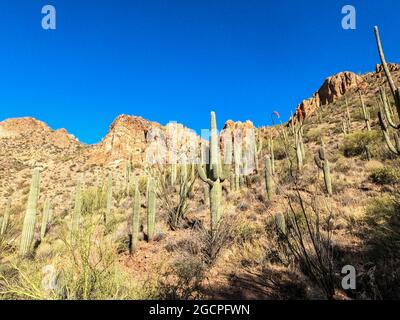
[0,0,399,144]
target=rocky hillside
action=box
[1,55,400,300]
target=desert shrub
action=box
[232,220,264,245]
[157,256,205,300]
[273,138,288,160]
[341,131,381,157]
[305,128,329,143]
[370,167,400,185]
[362,195,400,299]
[81,186,106,215]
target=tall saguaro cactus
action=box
[268,136,275,175]
[130,182,141,254]
[359,92,371,131]
[1,198,11,236]
[147,177,156,242]
[40,198,51,240]
[265,156,275,201]
[314,141,333,196]
[374,26,400,156]
[20,169,40,256]
[198,112,230,234]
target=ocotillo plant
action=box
[1,198,11,236]
[294,125,304,171]
[265,156,274,201]
[374,27,400,156]
[40,198,51,241]
[198,111,230,234]
[359,92,371,131]
[20,169,40,256]
[171,162,177,187]
[130,181,140,254]
[105,173,113,223]
[314,141,333,196]
[71,180,82,234]
[147,177,156,241]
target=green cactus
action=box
[198,112,230,233]
[125,159,132,196]
[345,97,352,131]
[20,169,40,256]
[314,141,333,196]
[360,92,371,131]
[40,198,51,241]
[265,156,274,201]
[254,130,263,173]
[1,198,11,236]
[105,173,113,223]
[268,137,275,175]
[146,177,156,242]
[130,181,141,254]
[275,212,286,236]
[71,180,82,233]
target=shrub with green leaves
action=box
[370,167,400,185]
[341,131,381,157]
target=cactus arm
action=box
[378,111,400,155]
[380,87,400,129]
[197,163,214,186]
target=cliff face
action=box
[293,63,400,120]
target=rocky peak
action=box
[0,117,51,138]
[294,71,363,120]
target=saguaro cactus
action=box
[275,212,286,236]
[1,198,11,236]
[268,137,275,175]
[40,198,51,240]
[20,169,40,256]
[146,177,156,241]
[374,26,400,156]
[314,141,333,196]
[265,156,275,201]
[130,182,141,254]
[359,92,371,131]
[125,160,132,195]
[198,112,230,233]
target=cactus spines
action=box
[130,182,141,254]
[105,173,113,224]
[1,198,11,236]
[71,180,82,233]
[265,156,274,201]
[40,198,51,241]
[275,212,286,236]
[198,112,229,233]
[146,177,156,242]
[314,141,332,196]
[20,169,40,256]
[360,92,371,131]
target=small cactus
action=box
[40,198,51,241]
[146,177,156,242]
[20,169,40,256]
[275,213,286,236]
[360,92,371,131]
[1,198,11,236]
[130,182,141,254]
[265,156,275,201]
[314,141,333,196]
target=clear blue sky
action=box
[1,0,399,144]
